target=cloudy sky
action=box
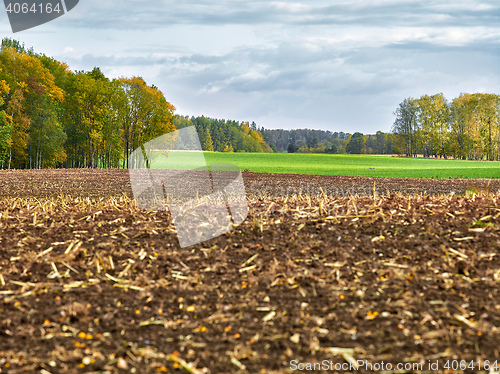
[1,0,499,133]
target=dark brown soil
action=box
[0,169,499,198]
[0,169,499,373]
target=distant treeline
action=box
[174,115,272,153]
[264,92,500,159]
[263,92,500,159]
[392,93,500,160]
[263,129,398,155]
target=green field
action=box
[201,153,500,179]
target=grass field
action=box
[202,153,500,179]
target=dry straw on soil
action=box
[0,172,499,373]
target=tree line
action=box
[392,93,500,160]
[267,93,500,159]
[264,128,398,155]
[174,115,273,153]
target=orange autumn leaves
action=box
[0,42,176,169]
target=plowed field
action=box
[0,169,499,374]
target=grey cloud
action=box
[312,1,500,27]
[157,39,497,130]
[69,36,497,101]
[59,0,500,30]
[40,0,498,133]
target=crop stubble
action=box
[0,169,499,373]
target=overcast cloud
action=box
[1,0,499,133]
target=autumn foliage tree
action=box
[118,77,176,168]
[0,43,66,168]
[393,93,500,160]
[0,39,177,169]
[0,69,12,168]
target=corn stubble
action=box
[0,173,499,373]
